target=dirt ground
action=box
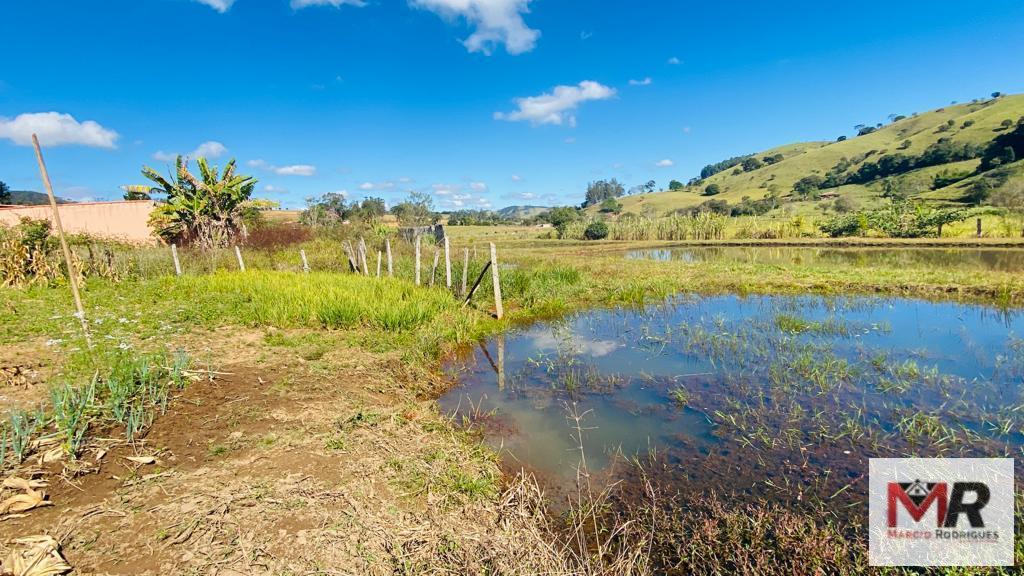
[0,328,558,575]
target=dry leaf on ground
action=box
[0,536,72,576]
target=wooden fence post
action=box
[415,236,421,285]
[430,249,440,286]
[171,244,182,276]
[977,218,982,238]
[32,135,90,347]
[344,241,358,272]
[235,246,246,271]
[300,249,310,273]
[461,248,469,297]
[444,236,452,289]
[463,261,491,307]
[386,238,393,277]
[490,243,503,319]
[376,251,382,278]
[359,237,369,275]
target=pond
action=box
[625,246,1024,272]
[440,295,1024,515]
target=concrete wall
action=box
[0,200,158,244]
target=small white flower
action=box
[118,342,132,350]
[45,338,63,347]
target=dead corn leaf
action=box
[0,488,51,516]
[0,536,72,576]
[124,456,156,465]
[2,478,47,491]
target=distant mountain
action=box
[604,94,1024,217]
[4,190,73,205]
[497,205,548,220]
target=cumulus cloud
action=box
[667,56,681,65]
[431,183,460,195]
[628,77,652,86]
[469,181,488,192]
[263,184,289,193]
[411,0,540,55]
[154,140,228,162]
[193,0,235,12]
[656,159,674,167]
[0,112,118,148]
[358,181,396,191]
[291,0,365,7]
[495,81,614,127]
[511,174,523,182]
[248,159,317,176]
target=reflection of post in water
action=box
[497,335,506,391]
[477,336,506,391]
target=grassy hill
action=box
[3,190,73,205]
[497,205,549,220]
[611,94,1024,218]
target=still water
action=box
[441,295,1023,505]
[625,246,1024,272]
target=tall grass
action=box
[561,215,728,241]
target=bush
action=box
[583,221,609,240]
[703,183,722,196]
[818,213,865,237]
[793,175,824,197]
[599,198,623,214]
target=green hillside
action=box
[3,190,73,205]
[612,94,1024,217]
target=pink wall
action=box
[0,200,158,244]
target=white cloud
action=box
[656,159,674,167]
[193,141,227,158]
[667,56,681,65]
[432,183,460,195]
[359,181,396,191]
[495,80,615,127]
[469,181,488,192]
[511,174,522,182]
[682,126,692,134]
[579,30,593,40]
[0,112,118,148]
[629,77,652,86]
[154,140,229,162]
[411,0,540,55]
[194,0,235,12]
[248,159,317,176]
[275,164,317,176]
[291,0,366,8]
[564,137,576,144]
[263,184,289,193]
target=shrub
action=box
[793,175,824,197]
[583,221,609,240]
[703,183,722,196]
[818,213,865,237]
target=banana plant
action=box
[142,155,257,248]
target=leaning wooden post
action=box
[430,249,440,286]
[376,251,382,278]
[444,236,452,289]
[385,238,394,277]
[461,247,469,297]
[490,242,503,319]
[463,262,491,307]
[32,135,90,347]
[171,243,182,276]
[358,237,369,276]
[234,246,246,271]
[300,249,310,273]
[415,236,421,285]
[977,218,982,238]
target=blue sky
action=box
[2,0,1023,210]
